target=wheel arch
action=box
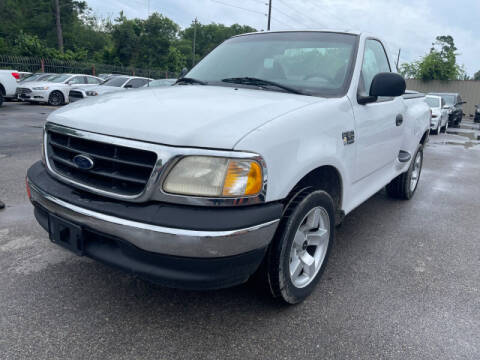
[284,165,343,217]
[420,130,429,145]
[0,83,5,96]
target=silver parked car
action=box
[69,76,153,102]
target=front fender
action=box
[234,97,355,207]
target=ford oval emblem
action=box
[73,154,95,170]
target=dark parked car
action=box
[474,105,480,123]
[429,93,466,127]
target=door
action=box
[351,39,405,182]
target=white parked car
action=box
[0,69,20,105]
[16,74,103,106]
[69,76,152,102]
[425,95,448,134]
[27,30,430,304]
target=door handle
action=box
[396,114,403,126]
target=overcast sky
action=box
[88,0,479,75]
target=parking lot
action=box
[0,102,479,359]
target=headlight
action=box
[86,91,98,96]
[33,86,49,90]
[163,156,263,197]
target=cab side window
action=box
[360,39,391,95]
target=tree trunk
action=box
[54,0,64,53]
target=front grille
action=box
[69,90,84,99]
[46,129,157,196]
[16,87,32,95]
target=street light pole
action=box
[267,0,272,31]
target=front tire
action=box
[48,91,64,106]
[0,93,3,107]
[266,190,335,304]
[386,145,423,200]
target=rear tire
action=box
[48,91,64,106]
[265,190,335,304]
[0,93,3,107]
[386,145,423,200]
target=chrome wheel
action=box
[410,151,422,192]
[289,207,330,288]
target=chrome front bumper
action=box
[28,181,279,258]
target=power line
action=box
[276,0,324,27]
[272,4,304,27]
[210,0,266,16]
[302,0,344,26]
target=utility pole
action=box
[192,18,198,67]
[54,0,64,53]
[267,0,272,31]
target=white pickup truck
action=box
[27,31,430,304]
[0,69,20,106]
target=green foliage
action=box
[474,71,480,81]
[399,62,420,79]
[400,35,466,81]
[0,1,256,75]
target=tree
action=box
[54,0,64,52]
[398,35,466,81]
[179,22,256,67]
[399,62,420,79]
[474,71,480,81]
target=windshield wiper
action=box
[221,77,308,95]
[175,77,207,85]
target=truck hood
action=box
[48,86,323,149]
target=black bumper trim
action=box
[34,206,266,290]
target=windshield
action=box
[432,94,455,106]
[49,74,71,83]
[425,96,441,108]
[186,32,358,97]
[102,76,128,87]
[23,74,42,82]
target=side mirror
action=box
[358,72,406,105]
[124,84,133,89]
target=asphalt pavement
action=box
[0,102,479,360]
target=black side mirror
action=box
[179,68,188,79]
[124,84,133,89]
[358,72,406,105]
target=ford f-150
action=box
[27,31,430,304]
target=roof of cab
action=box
[232,29,362,38]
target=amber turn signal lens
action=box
[245,161,262,195]
[222,160,263,196]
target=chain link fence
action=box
[0,55,177,79]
